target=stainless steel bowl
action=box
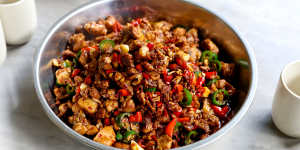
[33,0,257,149]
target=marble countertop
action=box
[1,0,300,149]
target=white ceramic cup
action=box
[272,60,300,138]
[0,0,37,45]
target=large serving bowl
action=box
[33,0,257,149]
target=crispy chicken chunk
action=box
[94,126,116,146]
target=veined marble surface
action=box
[1,0,300,149]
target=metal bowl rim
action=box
[33,0,258,149]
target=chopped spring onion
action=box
[116,113,130,129]
[123,130,137,143]
[99,39,115,53]
[200,50,218,62]
[238,59,249,69]
[116,132,123,141]
[66,84,75,95]
[212,89,229,106]
[183,88,192,106]
[185,130,198,145]
[145,87,156,92]
[207,79,217,86]
[63,60,72,68]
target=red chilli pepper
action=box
[84,76,92,85]
[113,21,123,32]
[176,57,188,69]
[165,38,176,44]
[112,52,119,62]
[165,75,173,84]
[163,46,169,51]
[136,111,142,122]
[129,115,136,122]
[129,111,142,123]
[71,69,81,77]
[165,118,177,137]
[145,92,153,101]
[205,71,217,79]
[112,52,121,64]
[156,92,161,96]
[173,111,182,118]
[177,117,190,122]
[119,89,130,97]
[76,86,80,95]
[136,64,143,72]
[114,111,120,116]
[169,64,178,70]
[183,70,192,79]
[196,87,205,97]
[163,70,173,84]
[92,46,99,51]
[174,84,183,93]
[132,18,142,27]
[106,69,114,74]
[151,135,157,141]
[81,47,90,52]
[196,76,205,87]
[147,43,154,51]
[183,70,194,85]
[104,118,110,125]
[211,105,230,118]
[157,101,162,107]
[142,72,150,80]
[137,18,142,24]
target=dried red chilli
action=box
[147,43,154,50]
[84,76,92,85]
[157,101,163,107]
[71,69,80,77]
[176,57,188,69]
[163,70,173,84]
[104,118,110,125]
[151,135,157,141]
[113,21,122,32]
[163,46,169,51]
[131,18,141,27]
[196,87,205,97]
[135,64,143,72]
[174,84,183,93]
[142,72,150,80]
[211,105,230,118]
[129,111,142,123]
[75,86,80,95]
[114,111,120,116]
[106,69,114,74]
[119,89,130,96]
[177,117,190,122]
[173,111,182,118]
[196,75,205,87]
[165,118,177,137]
[169,64,178,70]
[205,71,217,79]
[165,38,176,44]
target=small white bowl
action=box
[0,0,37,45]
[272,60,300,138]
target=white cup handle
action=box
[0,19,6,65]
